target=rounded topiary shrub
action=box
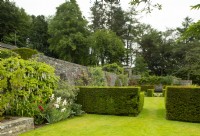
[12,48,38,60]
[0,57,58,123]
[0,49,19,60]
[102,63,123,75]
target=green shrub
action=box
[0,49,19,60]
[76,87,144,116]
[139,75,174,85]
[53,80,84,117]
[147,89,154,97]
[43,94,71,124]
[115,77,121,86]
[128,78,138,86]
[88,67,106,86]
[162,89,166,97]
[139,92,144,112]
[115,74,129,86]
[165,86,200,122]
[140,85,154,92]
[0,57,58,124]
[102,63,123,75]
[74,70,90,86]
[12,48,38,60]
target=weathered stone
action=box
[33,54,118,86]
[0,117,34,136]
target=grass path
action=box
[20,98,200,136]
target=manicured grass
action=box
[20,98,200,136]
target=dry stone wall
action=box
[34,54,117,86]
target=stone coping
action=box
[0,117,34,136]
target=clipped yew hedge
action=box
[140,85,154,92]
[165,86,200,122]
[76,87,144,116]
[147,89,154,97]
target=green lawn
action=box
[20,97,200,136]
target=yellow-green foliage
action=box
[76,87,144,116]
[163,89,166,97]
[12,48,38,60]
[139,92,144,112]
[0,57,58,118]
[0,49,19,60]
[166,86,200,122]
[102,63,123,75]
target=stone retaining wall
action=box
[0,117,34,136]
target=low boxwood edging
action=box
[76,87,144,116]
[165,86,200,122]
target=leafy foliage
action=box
[33,80,84,124]
[0,57,58,123]
[182,20,200,40]
[139,75,174,85]
[115,74,129,86]
[130,0,162,13]
[74,70,90,86]
[28,15,50,55]
[90,0,127,38]
[12,48,38,60]
[53,80,84,117]
[102,63,123,75]
[48,0,90,65]
[88,67,106,86]
[0,49,19,60]
[89,29,125,65]
[75,67,106,86]
[0,0,31,47]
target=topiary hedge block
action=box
[77,87,144,116]
[147,89,154,97]
[140,85,154,92]
[162,89,166,97]
[165,86,200,122]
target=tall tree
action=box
[0,0,31,47]
[89,29,125,65]
[130,0,161,13]
[137,27,176,76]
[48,0,90,65]
[29,15,49,54]
[90,0,126,38]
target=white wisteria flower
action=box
[50,94,55,101]
[56,97,62,104]
[54,104,59,109]
[61,108,66,112]
[62,99,67,106]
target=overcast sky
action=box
[13,0,200,31]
